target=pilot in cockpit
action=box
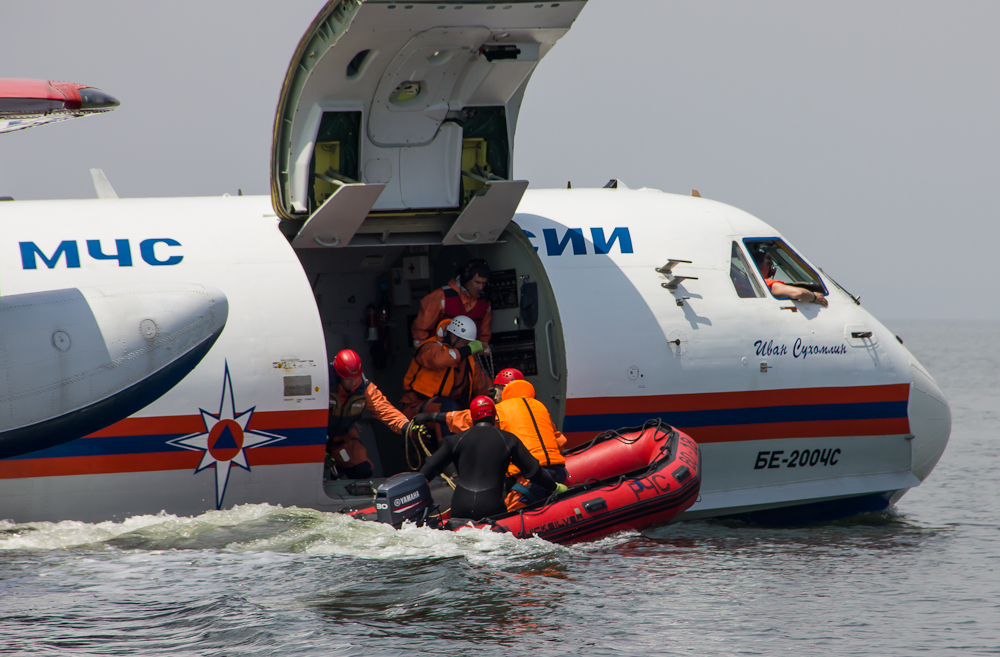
[752,249,828,307]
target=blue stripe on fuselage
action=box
[3,427,326,460]
[563,400,908,433]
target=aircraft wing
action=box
[0,78,119,134]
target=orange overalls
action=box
[399,322,490,420]
[328,377,409,478]
[410,278,492,347]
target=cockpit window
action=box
[730,242,764,298]
[743,238,826,298]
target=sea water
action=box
[2,320,997,656]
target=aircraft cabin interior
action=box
[296,233,567,495]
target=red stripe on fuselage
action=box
[0,444,325,479]
[565,383,910,416]
[563,417,910,446]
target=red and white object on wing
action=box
[0,78,119,134]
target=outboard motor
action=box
[375,472,433,528]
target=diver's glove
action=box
[468,340,484,355]
[554,483,569,495]
[415,425,432,441]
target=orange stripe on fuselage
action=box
[84,409,328,438]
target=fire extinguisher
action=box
[365,304,378,342]
[377,298,391,357]
[368,279,392,370]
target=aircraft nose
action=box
[906,356,951,482]
[78,87,120,110]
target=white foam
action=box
[0,504,566,565]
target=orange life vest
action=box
[402,335,481,403]
[328,377,368,437]
[499,380,565,473]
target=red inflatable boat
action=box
[353,419,701,545]
[487,419,701,543]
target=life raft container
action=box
[484,419,700,543]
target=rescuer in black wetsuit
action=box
[420,396,568,520]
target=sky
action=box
[2,1,998,321]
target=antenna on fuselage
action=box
[90,168,118,199]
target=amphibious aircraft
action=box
[0,0,950,525]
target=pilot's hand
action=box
[813,292,828,307]
[468,340,484,355]
[554,483,569,495]
[413,413,433,424]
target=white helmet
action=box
[446,315,477,341]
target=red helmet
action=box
[332,349,363,379]
[494,368,524,386]
[470,395,496,423]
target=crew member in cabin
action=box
[399,316,491,441]
[411,258,493,347]
[327,349,429,479]
[414,375,568,510]
[420,396,567,520]
[490,367,524,402]
[751,249,828,306]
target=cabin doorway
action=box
[294,223,566,498]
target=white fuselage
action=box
[514,188,950,520]
[0,188,950,523]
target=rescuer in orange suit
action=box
[490,367,524,402]
[414,373,568,509]
[411,258,493,347]
[327,349,429,479]
[399,315,491,441]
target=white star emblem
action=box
[168,362,286,509]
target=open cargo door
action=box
[271,0,586,249]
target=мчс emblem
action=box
[168,362,286,509]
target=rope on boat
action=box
[474,348,495,384]
[528,421,681,514]
[404,420,456,490]
[404,419,425,470]
[568,417,673,455]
